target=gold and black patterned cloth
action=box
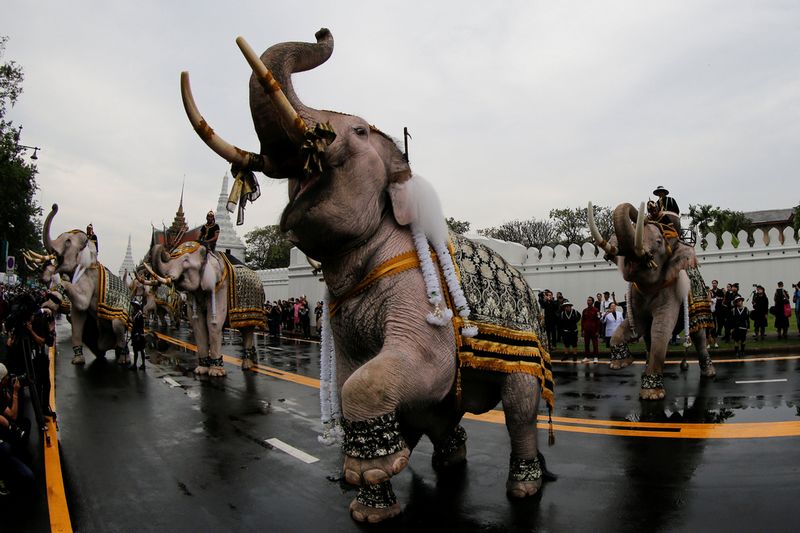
[220,253,267,330]
[687,266,715,334]
[451,234,554,411]
[97,264,132,327]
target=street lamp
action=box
[19,144,40,160]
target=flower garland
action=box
[411,224,453,326]
[318,291,342,445]
[683,294,692,347]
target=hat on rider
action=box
[0,363,7,382]
[653,186,669,196]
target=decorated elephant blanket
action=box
[450,234,554,411]
[96,264,132,327]
[686,266,715,334]
[219,253,267,330]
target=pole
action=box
[403,127,412,162]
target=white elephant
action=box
[148,241,266,376]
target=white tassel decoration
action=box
[683,294,692,347]
[318,291,342,446]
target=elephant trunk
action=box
[43,203,58,254]
[587,202,617,256]
[248,29,334,163]
[613,203,642,258]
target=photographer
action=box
[0,365,25,442]
[2,290,52,429]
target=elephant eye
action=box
[353,126,367,136]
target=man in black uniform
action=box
[653,186,680,216]
[86,224,98,253]
[199,211,220,252]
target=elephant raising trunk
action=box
[180,29,335,179]
[43,203,59,255]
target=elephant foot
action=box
[609,343,632,369]
[194,365,209,376]
[342,413,409,486]
[344,449,410,486]
[507,478,543,498]
[432,424,468,471]
[506,456,543,498]
[700,357,716,378]
[609,357,633,370]
[117,354,129,365]
[71,355,86,365]
[208,366,227,377]
[349,482,401,523]
[241,358,254,371]
[639,387,666,400]
[640,373,665,400]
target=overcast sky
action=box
[4,1,799,271]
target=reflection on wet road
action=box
[158,326,800,438]
[51,320,800,532]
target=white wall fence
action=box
[258,228,800,306]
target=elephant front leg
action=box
[69,311,87,365]
[502,374,545,498]
[641,337,668,400]
[609,323,637,370]
[206,285,228,377]
[343,414,405,523]
[192,308,211,376]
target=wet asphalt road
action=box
[36,318,800,532]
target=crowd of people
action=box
[539,279,800,360]
[264,297,324,340]
[0,283,58,501]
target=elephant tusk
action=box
[180,71,275,173]
[634,202,646,257]
[306,256,322,272]
[143,262,172,286]
[236,36,309,145]
[587,202,617,256]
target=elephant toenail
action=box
[363,468,389,484]
[392,456,408,473]
[344,469,362,486]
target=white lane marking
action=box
[735,378,788,384]
[265,438,319,464]
[163,376,182,388]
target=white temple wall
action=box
[257,228,800,305]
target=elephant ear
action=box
[389,174,449,244]
[666,242,697,281]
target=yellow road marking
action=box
[156,332,800,440]
[47,345,73,533]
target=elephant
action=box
[148,241,266,377]
[41,204,131,365]
[128,268,181,329]
[179,29,556,523]
[588,202,716,400]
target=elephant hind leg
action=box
[502,374,543,498]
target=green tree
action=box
[687,204,719,237]
[549,206,591,245]
[479,218,558,249]
[244,225,292,269]
[445,217,471,235]
[0,36,43,276]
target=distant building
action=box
[214,173,246,263]
[118,234,136,280]
[742,208,795,233]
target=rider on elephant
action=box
[198,211,220,252]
